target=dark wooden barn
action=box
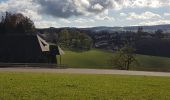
[0,33,61,64]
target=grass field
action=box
[58,49,112,69]
[58,49,170,71]
[0,72,170,100]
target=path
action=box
[0,67,170,77]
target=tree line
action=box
[0,12,93,51]
[42,28,93,51]
[0,12,35,34]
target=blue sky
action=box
[0,0,170,28]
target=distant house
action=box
[0,33,64,64]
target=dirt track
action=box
[0,67,170,77]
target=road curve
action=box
[0,67,170,77]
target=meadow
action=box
[0,72,170,100]
[59,49,170,72]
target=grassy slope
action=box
[0,72,170,100]
[58,49,170,71]
[58,49,112,69]
[135,55,170,71]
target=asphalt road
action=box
[0,67,170,77]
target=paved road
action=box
[0,67,170,77]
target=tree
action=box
[0,12,35,34]
[57,29,92,51]
[155,29,164,39]
[78,32,92,50]
[111,45,137,70]
[137,27,143,33]
[58,29,70,46]
[136,27,144,39]
[21,17,35,33]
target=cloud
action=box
[127,11,161,20]
[1,0,170,19]
[35,20,60,28]
[59,18,71,24]
[36,0,116,18]
[35,0,170,18]
[139,19,170,26]
[0,0,170,27]
[0,0,40,21]
[73,18,95,23]
[122,0,170,8]
[0,2,8,12]
[164,13,170,16]
[92,3,104,11]
[95,15,115,21]
[120,13,127,17]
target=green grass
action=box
[0,72,170,100]
[58,49,112,69]
[135,55,170,72]
[58,49,170,71]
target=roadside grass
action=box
[0,72,170,100]
[58,49,170,71]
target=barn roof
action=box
[0,32,64,63]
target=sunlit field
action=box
[60,49,170,72]
[0,72,170,100]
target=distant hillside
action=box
[37,24,170,33]
[37,24,170,58]
[124,24,170,32]
[82,24,170,33]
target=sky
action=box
[0,0,170,28]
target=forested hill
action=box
[37,25,170,57]
[37,24,170,33]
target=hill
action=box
[37,24,170,33]
[59,49,170,72]
[38,24,170,58]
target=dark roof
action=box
[0,33,59,63]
